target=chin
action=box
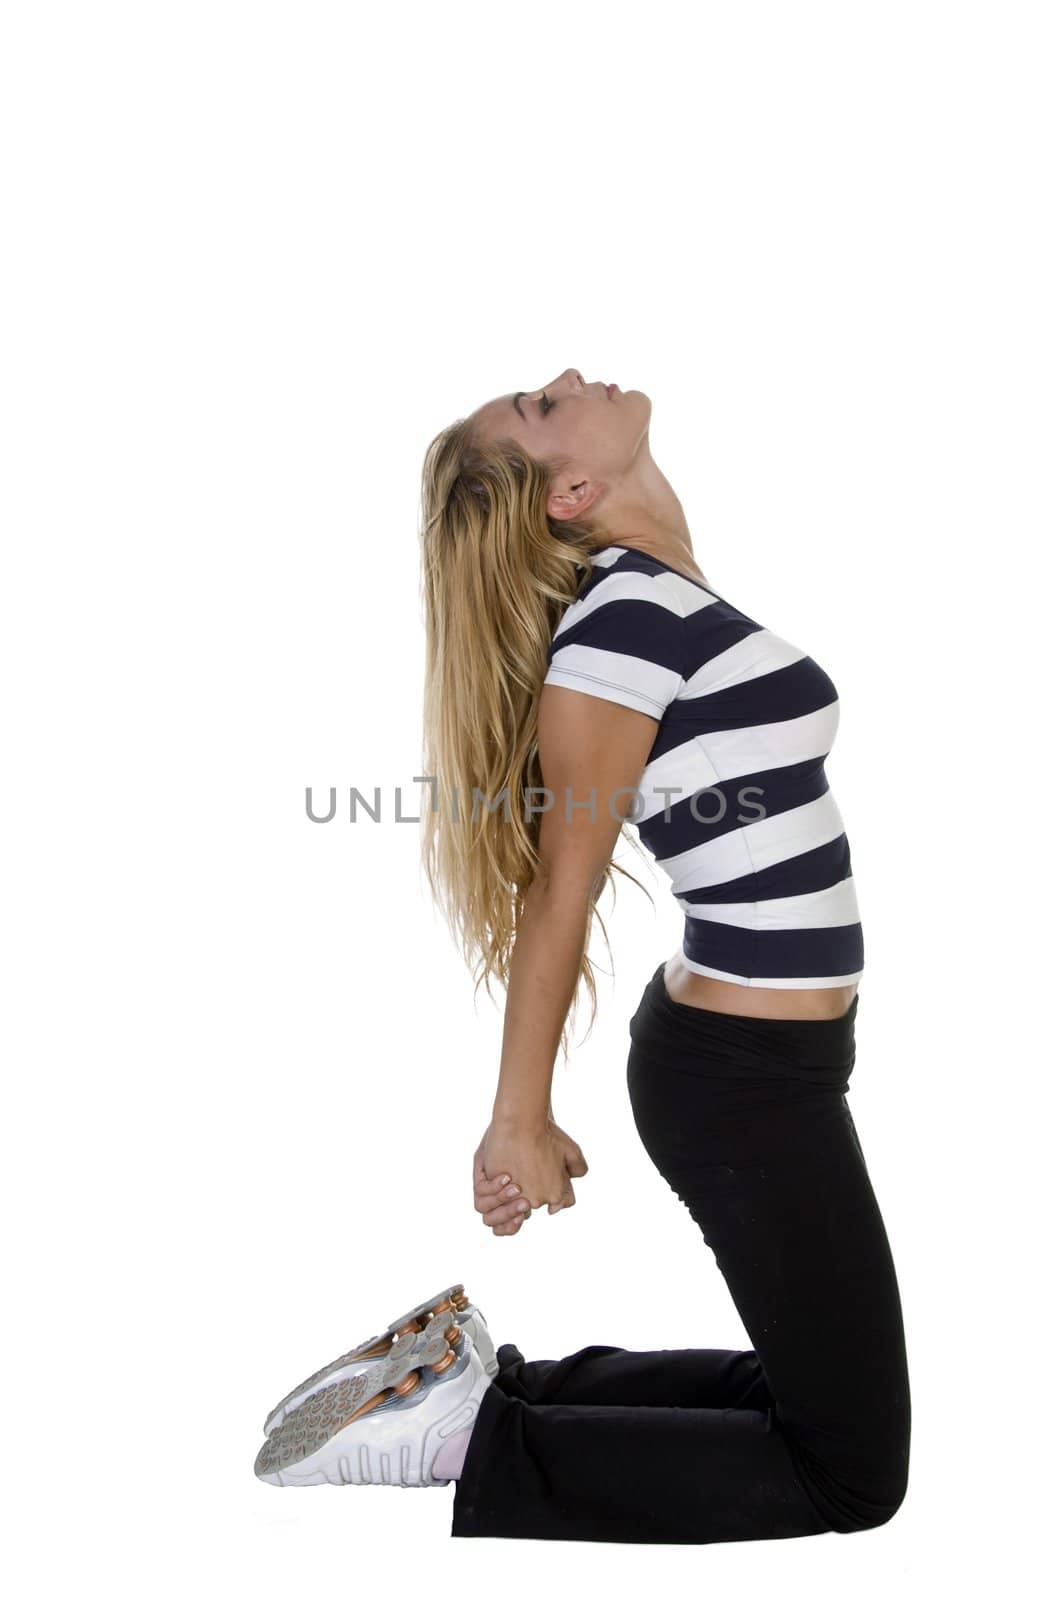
[628,389,651,432]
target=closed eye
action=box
[539,391,554,415]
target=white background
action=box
[2,1,1060,1594]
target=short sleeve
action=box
[542,570,688,723]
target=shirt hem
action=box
[677,950,864,989]
[542,666,666,717]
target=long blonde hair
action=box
[418,413,652,1059]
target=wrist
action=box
[491,1102,550,1133]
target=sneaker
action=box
[253,1309,490,1488]
[261,1282,497,1436]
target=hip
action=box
[629,961,858,1090]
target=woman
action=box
[254,368,911,1546]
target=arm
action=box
[474,683,661,1231]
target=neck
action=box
[590,445,697,572]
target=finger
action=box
[493,1216,525,1236]
[548,1183,576,1215]
[482,1197,531,1227]
[473,1181,522,1215]
[474,1173,516,1197]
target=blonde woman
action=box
[254,369,910,1547]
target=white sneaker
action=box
[261,1282,498,1436]
[254,1309,490,1488]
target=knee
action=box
[802,1422,909,1536]
[836,1465,909,1534]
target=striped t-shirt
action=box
[542,543,863,989]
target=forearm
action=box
[492,875,594,1128]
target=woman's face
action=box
[472,368,651,501]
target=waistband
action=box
[628,962,858,1086]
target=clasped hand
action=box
[472,1115,589,1236]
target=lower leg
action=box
[490,1340,774,1411]
[436,1343,771,1484]
[452,1383,830,1543]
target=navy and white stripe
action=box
[543,544,863,989]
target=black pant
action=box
[451,961,911,1544]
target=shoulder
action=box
[548,565,686,659]
[543,560,692,721]
[550,549,724,654]
[540,553,723,723]
[554,560,688,634]
[574,547,721,617]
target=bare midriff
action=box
[662,950,859,1022]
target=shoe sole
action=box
[254,1310,488,1487]
[261,1282,494,1435]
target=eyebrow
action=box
[512,392,528,421]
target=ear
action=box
[546,476,606,524]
